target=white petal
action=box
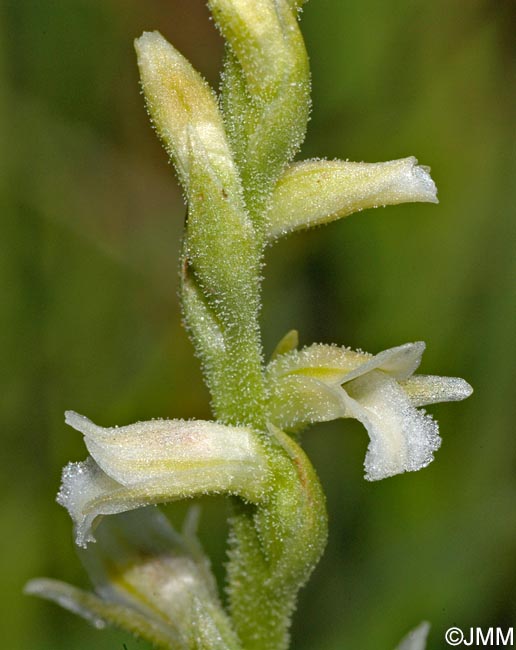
[81,508,218,604]
[57,458,151,547]
[400,375,473,407]
[395,622,431,650]
[267,343,369,385]
[267,374,346,432]
[25,578,106,629]
[342,371,441,481]
[267,342,424,388]
[340,342,426,384]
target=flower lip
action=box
[342,370,441,481]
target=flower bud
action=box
[209,0,307,103]
[135,31,238,196]
[213,0,310,203]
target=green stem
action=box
[181,229,329,650]
[180,245,267,429]
[227,430,328,650]
[177,5,326,648]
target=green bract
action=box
[26,1,471,649]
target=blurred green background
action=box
[1,0,515,648]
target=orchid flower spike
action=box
[266,336,472,480]
[26,0,473,647]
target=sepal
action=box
[267,374,344,432]
[267,157,438,241]
[400,374,474,406]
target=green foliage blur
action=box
[1,1,515,648]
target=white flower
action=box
[267,157,438,242]
[26,508,239,648]
[57,411,269,547]
[266,337,472,481]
